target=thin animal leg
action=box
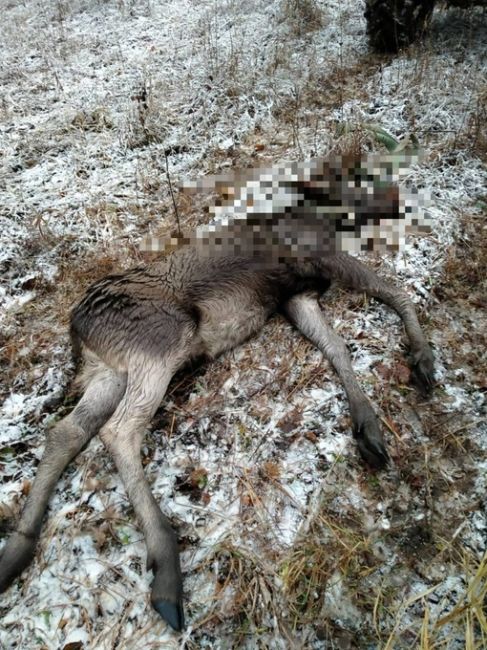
[0,364,127,593]
[99,354,186,632]
[284,293,388,468]
[321,254,435,394]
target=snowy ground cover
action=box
[0,1,486,648]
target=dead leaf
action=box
[277,407,303,433]
[394,362,411,385]
[375,362,392,380]
[21,480,31,497]
[304,431,318,443]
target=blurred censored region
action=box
[141,154,431,260]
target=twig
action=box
[164,150,181,236]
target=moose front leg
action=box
[284,293,389,468]
[320,254,435,395]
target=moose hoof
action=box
[0,532,37,593]
[354,418,389,469]
[152,598,185,631]
[411,347,435,397]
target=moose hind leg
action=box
[284,293,389,468]
[323,254,435,395]
[0,363,127,593]
[99,354,187,632]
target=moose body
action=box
[0,246,435,632]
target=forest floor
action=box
[0,1,486,648]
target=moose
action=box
[0,158,435,632]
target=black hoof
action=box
[152,599,185,631]
[0,532,37,593]
[410,347,435,397]
[354,420,389,469]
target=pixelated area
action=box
[140,154,431,258]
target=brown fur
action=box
[0,247,435,632]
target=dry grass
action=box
[382,549,487,649]
[2,207,485,645]
[0,1,486,648]
[170,203,487,647]
[279,0,324,37]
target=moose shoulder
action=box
[0,247,435,632]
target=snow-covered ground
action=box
[0,1,486,648]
